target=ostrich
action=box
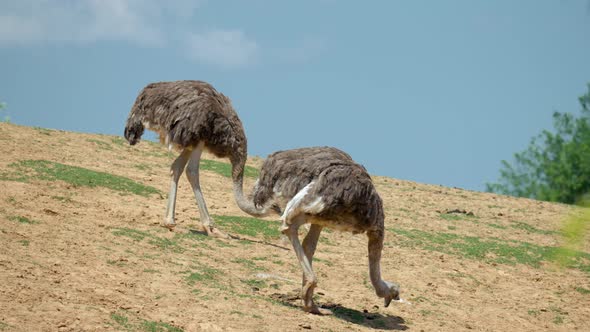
[245,146,400,314]
[124,80,261,237]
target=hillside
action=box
[0,122,589,332]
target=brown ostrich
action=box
[124,80,261,237]
[244,146,400,314]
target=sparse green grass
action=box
[183,264,222,285]
[110,312,183,332]
[19,240,30,247]
[107,259,127,267]
[9,215,38,224]
[214,215,280,239]
[487,223,507,230]
[141,320,183,332]
[0,321,13,330]
[232,258,267,271]
[510,221,556,235]
[111,137,127,146]
[391,228,590,272]
[241,278,267,289]
[200,159,259,178]
[527,309,540,317]
[575,286,590,294]
[87,138,113,150]
[110,312,132,330]
[2,160,160,197]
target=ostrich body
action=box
[247,146,400,314]
[124,80,260,236]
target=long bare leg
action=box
[301,224,323,287]
[163,148,192,230]
[282,215,330,315]
[185,144,228,238]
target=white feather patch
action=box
[303,196,325,214]
[281,181,315,220]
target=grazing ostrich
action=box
[245,146,400,314]
[124,80,262,237]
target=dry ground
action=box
[0,122,589,331]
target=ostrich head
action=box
[383,281,401,307]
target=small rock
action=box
[299,323,312,329]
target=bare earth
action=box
[0,122,588,332]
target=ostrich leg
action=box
[282,215,331,315]
[301,224,323,286]
[185,143,228,238]
[164,148,192,229]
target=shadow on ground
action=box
[270,293,407,330]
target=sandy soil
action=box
[0,122,588,331]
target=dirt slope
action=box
[0,122,588,332]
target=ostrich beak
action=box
[384,297,393,308]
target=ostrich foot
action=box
[304,305,333,315]
[202,225,229,239]
[161,221,176,231]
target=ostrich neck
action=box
[368,230,390,297]
[231,162,267,217]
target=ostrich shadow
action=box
[270,293,407,330]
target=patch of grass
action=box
[9,216,38,224]
[110,312,183,332]
[110,312,132,330]
[4,160,160,197]
[111,137,127,146]
[214,215,280,239]
[510,221,556,235]
[487,223,507,230]
[183,265,222,285]
[527,309,540,316]
[87,138,113,150]
[419,309,433,316]
[232,258,267,271]
[0,321,13,330]
[200,159,259,178]
[112,228,151,241]
[19,240,30,247]
[390,228,590,272]
[241,278,267,289]
[141,320,183,332]
[106,259,127,267]
[575,286,590,294]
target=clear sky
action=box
[1,0,589,192]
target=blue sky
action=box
[1,0,589,192]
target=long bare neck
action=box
[231,157,268,217]
[367,229,390,296]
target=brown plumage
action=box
[124,80,262,236]
[247,146,400,314]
